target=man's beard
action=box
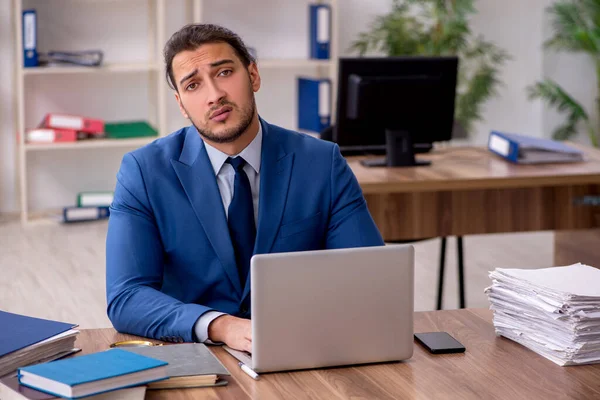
[189,97,256,144]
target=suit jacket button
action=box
[240,306,248,314]
[159,336,166,341]
[177,337,184,343]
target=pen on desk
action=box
[238,362,260,380]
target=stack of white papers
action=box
[485,263,600,366]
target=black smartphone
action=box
[414,332,465,354]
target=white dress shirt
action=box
[193,124,262,343]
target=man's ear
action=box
[174,92,189,119]
[248,62,261,93]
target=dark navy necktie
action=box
[226,157,256,288]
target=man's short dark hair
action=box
[163,23,256,91]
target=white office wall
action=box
[467,0,546,145]
[0,0,595,213]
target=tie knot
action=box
[227,157,247,172]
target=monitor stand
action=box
[360,129,431,168]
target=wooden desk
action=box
[76,309,600,400]
[350,145,600,265]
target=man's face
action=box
[172,42,261,143]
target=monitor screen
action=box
[333,57,459,155]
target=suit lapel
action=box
[242,120,294,298]
[171,127,242,295]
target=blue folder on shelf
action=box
[309,4,331,59]
[22,9,38,67]
[0,311,76,359]
[298,77,331,133]
[488,131,584,164]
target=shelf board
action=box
[297,129,321,139]
[257,59,333,69]
[22,60,330,74]
[22,62,159,75]
[25,137,157,151]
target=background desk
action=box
[350,145,600,266]
[77,309,600,399]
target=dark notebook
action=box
[0,311,76,358]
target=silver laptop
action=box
[224,244,414,373]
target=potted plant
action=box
[527,0,600,147]
[350,0,510,139]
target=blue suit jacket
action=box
[106,118,384,342]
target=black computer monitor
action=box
[332,56,459,167]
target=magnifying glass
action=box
[109,340,163,348]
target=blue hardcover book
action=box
[488,131,584,164]
[22,10,38,67]
[0,311,76,358]
[309,4,330,59]
[298,77,331,133]
[18,349,168,399]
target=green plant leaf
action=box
[545,1,600,54]
[348,4,423,56]
[552,119,579,141]
[455,65,501,134]
[527,79,589,119]
[527,79,590,141]
[350,0,508,136]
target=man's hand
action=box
[208,315,252,353]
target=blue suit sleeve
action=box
[106,153,210,342]
[325,144,385,248]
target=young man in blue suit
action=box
[106,24,384,353]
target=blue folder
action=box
[488,131,584,164]
[309,4,331,59]
[0,311,76,358]
[22,9,38,67]
[298,77,331,133]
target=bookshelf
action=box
[12,0,338,223]
[24,137,158,152]
[12,0,168,224]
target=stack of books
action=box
[0,376,146,400]
[0,312,79,378]
[16,349,167,399]
[25,113,105,144]
[0,343,231,398]
[26,115,159,145]
[61,192,114,224]
[485,263,600,366]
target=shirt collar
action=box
[203,123,262,176]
